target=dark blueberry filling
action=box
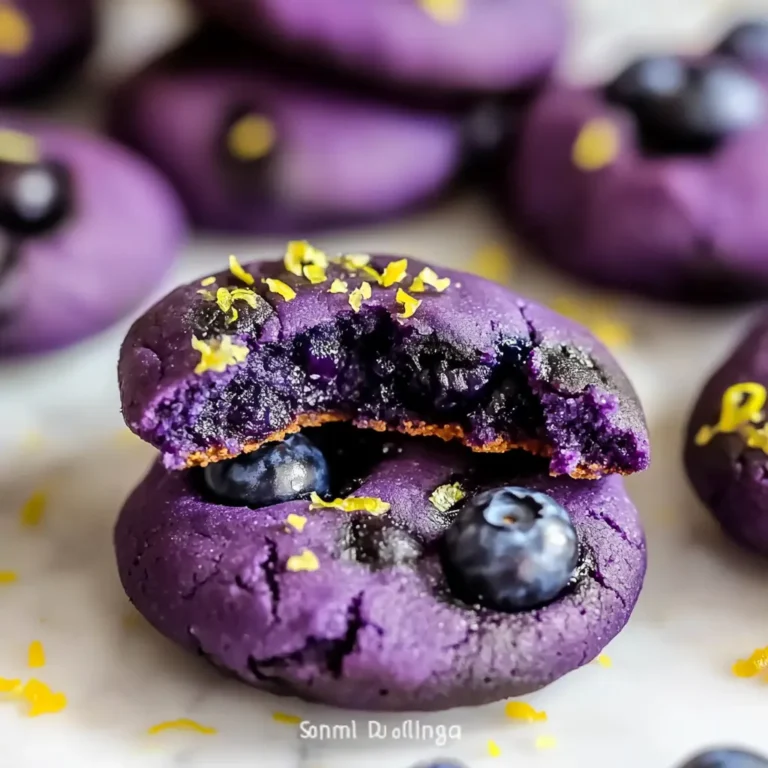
[606,57,766,154]
[442,487,579,611]
[717,20,768,65]
[0,160,71,235]
[679,748,768,768]
[340,516,423,568]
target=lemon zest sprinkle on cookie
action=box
[227,114,276,161]
[192,336,249,375]
[695,383,767,447]
[418,0,465,24]
[429,483,466,512]
[229,255,255,286]
[286,550,320,572]
[215,286,260,323]
[338,253,371,271]
[285,241,328,276]
[0,571,18,584]
[380,259,409,288]
[303,264,328,284]
[20,490,46,528]
[505,701,547,722]
[573,118,621,172]
[286,514,307,532]
[272,711,302,725]
[0,6,32,56]
[200,276,216,287]
[197,289,215,300]
[148,719,218,736]
[411,266,450,293]
[328,279,348,294]
[349,281,372,312]
[27,641,45,669]
[263,278,297,302]
[309,492,390,516]
[361,265,382,284]
[396,288,421,319]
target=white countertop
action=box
[3,0,768,766]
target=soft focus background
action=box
[3,0,768,766]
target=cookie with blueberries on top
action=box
[115,244,648,710]
[686,310,768,555]
[187,0,567,95]
[0,116,185,358]
[511,20,768,303]
[0,0,95,100]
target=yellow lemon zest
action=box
[535,735,558,750]
[0,678,21,693]
[272,711,302,725]
[380,259,409,288]
[200,276,216,287]
[551,296,632,349]
[28,641,45,669]
[20,490,46,528]
[572,118,621,171]
[0,571,18,584]
[229,254,255,286]
[596,653,613,668]
[309,492,390,516]
[191,336,249,375]
[396,288,421,319]
[263,278,297,302]
[21,679,67,717]
[284,241,328,277]
[286,514,307,532]
[348,281,372,313]
[429,483,466,513]
[695,383,767,447]
[0,5,31,56]
[360,265,382,284]
[328,279,348,294]
[418,0,465,24]
[147,719,218,735]
[487,739,501,757]
[733,647,768,678]
[339,253,371,271]
[286,550,320,572]
[470,242,514,284]
[303,264,328,284]
[227,113,276,161]
[504,701,547,722]
[414,266,451,293]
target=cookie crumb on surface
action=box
[272,711,302,725]
[505,701,547,722]
[286,550,320,573]
[309,492,390,516]
[27,641,45,669]
[147,719,217,736]
[20,490,47,528]
[572,118,620,171]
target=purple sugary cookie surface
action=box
[118,251,650,478]
[109,31,465,234]
[115,432,646,710]
[0,0,95,99]
[685,312,768,553]
[511,80,768,303]
[190,0,566,94]
[0,115,186,357]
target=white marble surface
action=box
[3,0,768,766]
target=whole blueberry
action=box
[679,748,768,768]
[0,160,71,235]
[203,434,330,508]
[717,21,768,64]
[606,56,688,106]
[442,487,579,611]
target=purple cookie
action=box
[109,31,466,234]
[685,311,768,554]
[189,0,566,95]
[116,433,646,710]
[0,115,185,357]
[511,30,768,303]
[118,253,650,477]
[0,0,95,100]
[115,250,647,709]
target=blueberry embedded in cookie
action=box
[115,246,648,711]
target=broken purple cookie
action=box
[115,246,648,710]
[685,311,768,554]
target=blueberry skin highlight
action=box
[443,487,579,611]
[717,21,768,64]
[679,748,768,768]
[0,161,71,236]
[203,433,330,508]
